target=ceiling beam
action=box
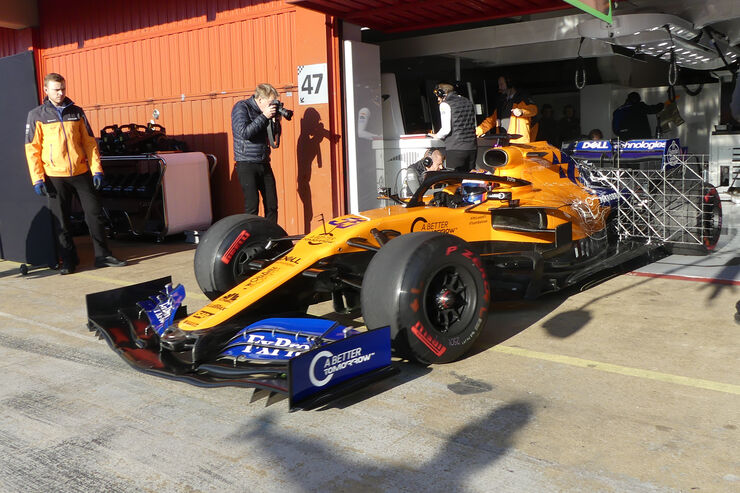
[0,0,38,29]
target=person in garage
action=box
[429,83,478,172]
[476,75,538,143]
[612,91,664,141]
[24,72,127,275]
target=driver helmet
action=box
[461,179,489,205]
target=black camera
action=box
[422,156,434,168]
[271,100,293,121]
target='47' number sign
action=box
[298,63,328,105]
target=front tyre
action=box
[194,214,291,300]
[361,232,490,364]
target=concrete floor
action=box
[0,206,738,493]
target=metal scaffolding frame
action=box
[580,155,714,249]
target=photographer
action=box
[231,83,291,223]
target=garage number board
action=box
[298,63,328,105]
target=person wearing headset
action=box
[401,147,446,196]
[429,83,478,172]
[411,147,446,182]
[476,75,538,143]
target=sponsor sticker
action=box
[621,139,667,151]
[278,255,301,265]
[221,230,250,265]
[410,321,446,357]
[243,265,280,287]
[236,332,312,359]
[136,283,186,336]
[576,140,612,151]
[410,217,457,234]
[306,233,335,245]
[289,327,391,406]
[222,293,239,302]
[488,191,511,201]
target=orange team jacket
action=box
[25,97,102,184]
[476,99,538,143]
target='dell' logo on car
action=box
[580,140,611,150]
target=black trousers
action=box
[445,149,478,172]
[47,173,111,262]
[236,161,278,223]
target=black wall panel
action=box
[0,51,57,266]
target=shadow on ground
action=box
[231,399,535,491]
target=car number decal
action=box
[328,214,368,229]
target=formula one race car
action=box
[87,136,722,408]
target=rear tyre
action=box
[361,232,490,364]
[701,185,722,251]
[194,214,291,300]
[662,182,723,256]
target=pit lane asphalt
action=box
[1,206,738,493]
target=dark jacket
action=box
[612,101,664,140]
[232,96,280,163]
[25,97,102,184]
[443,93,477,151]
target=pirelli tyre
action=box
[361,232,490,364]
[194,214,291,300]
[701,185,722,252]
[662,183,722,255]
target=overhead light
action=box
[578,13,740,71]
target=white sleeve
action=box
[434,102,451,140]
[357,107,378,140]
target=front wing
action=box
[86,277,397,410]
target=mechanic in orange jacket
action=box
[476,75,538,143]
[25,73,126,274]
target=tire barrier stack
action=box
[99,123,187,156]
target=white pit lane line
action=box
[0,311,96,342]
[494,345,740,396]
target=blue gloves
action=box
[93,172,104,191]
[33,180,47,196]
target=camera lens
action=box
[278,107,293,121]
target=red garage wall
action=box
[0,27,32,57]
[34,0,345,235]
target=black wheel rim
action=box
[231,244,268,284]
[423,264,478,335]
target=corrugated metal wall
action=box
[34,0,344,235]
[0,27,32,58]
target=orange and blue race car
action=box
[87,136,722,409]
